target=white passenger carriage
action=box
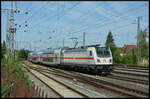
[39,48,61,66]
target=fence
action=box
[33,85,48,98]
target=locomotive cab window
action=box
[90,51,92,56]
[96,47,110,57]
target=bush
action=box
[16,58,26,61]
[18,49,30,60]
[1,42,6,59]
[1,82,9,97]
[15,65,23,77]
[24,74,32,87]
[113,49,121,64]
[121,54,137,65]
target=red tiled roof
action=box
[125,45,136,49]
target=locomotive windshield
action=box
[96,47,111,57]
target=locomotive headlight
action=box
[97,59,100,63]
[109,59,112,63]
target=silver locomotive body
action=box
[62,47,113,73]
[28,46,114,74]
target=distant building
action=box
[125,45,136,55]
[118,47,125,56]
[118,44,137,56]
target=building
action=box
[118,44,137,56]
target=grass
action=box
[1,82,9,97]
[14,63,24,77]
[24,74,32,87]
[1,58,33,97]
[1,81,14,98]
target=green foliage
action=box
[2,59,24,77]
[139,28,149,59]
[2,40,6,47]
[105,31,121,63]
[113,48,122,63]
[121,54,137,65]
[17,49,30,60]
[132,54,137,64]
[1,82,9,97]
[105,31,116,48]
[4,64,10,70]
[1,58,6,66]
[14,64,23,77]
[1,57,32,97]
[16,57,26,61]
[2,58,10,70]
[24,74,32,87]
[1,81,14,98]
[1,41,6,59]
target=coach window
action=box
[90,51,92,56]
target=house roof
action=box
[125,45,136,49]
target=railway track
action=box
[23,62,149,98]
[112,70,149,78]
[22,63,89,98]
[104,74,149,85]
[114,68,149,73]
[50,68,149,98]
[30,65,149,85]
[115,65,149,70]
[32,67,149,85]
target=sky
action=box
[1,1,149,51]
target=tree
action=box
[105,31,121,63]
[139,28,149,60]
[2,40,6,48]
[1,41,6,59]
[105,31,116,48]
[18,49,30,60]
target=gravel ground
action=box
[25,69,59,98]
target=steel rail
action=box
[114,68,149,73]
[115,65,149,70]
[22,64,64,98]
[52,68,149,98]
[112,70,149,78]
[25,62,149,98]
[30,66,149,85]
[23,63,89,98]
[106,74,149,85]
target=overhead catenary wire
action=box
[30,2,81,32]
[67,3,148,35]
[16,2,50,31]
[67,4,148,46]
[25,2,81,37]
[54,3,148,46]
[7,2,148,49]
